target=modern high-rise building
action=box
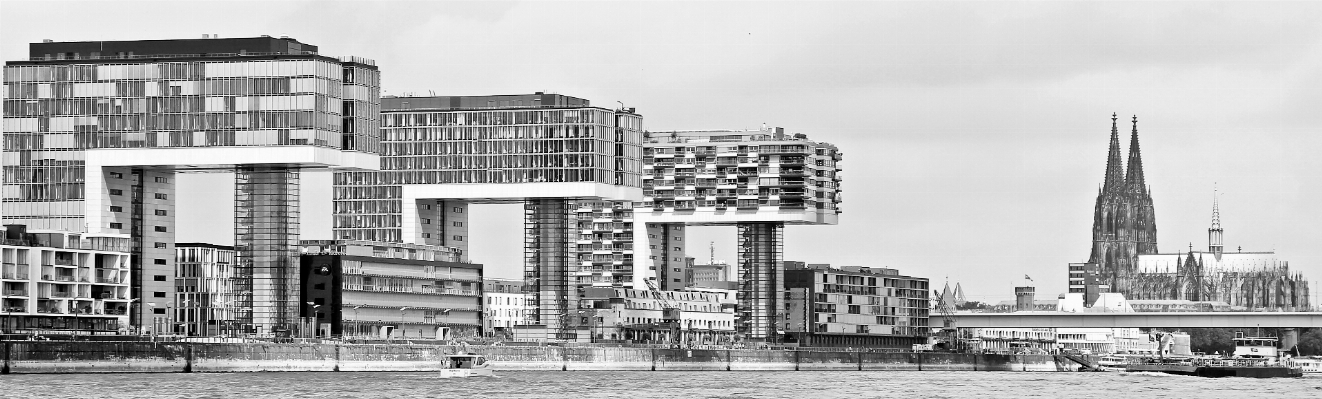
[634,128,843,340]
[332,93,644,337]
[3,36,381,335]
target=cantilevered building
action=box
[634,128,843,340]
[332,93,644,337]
[3,36,381,335]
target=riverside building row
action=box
[3,36,881,345]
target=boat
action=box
[1095,355,1129,372]
[438,353,494,378]
[1124,335,1302,378]
[1292,357,1322,374]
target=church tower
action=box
[1209,189,1223,260]
[1086,114,1157,298]
[1126,116,1158,256]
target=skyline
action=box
[3,1,1320,303]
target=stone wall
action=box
[0,341,1077,374]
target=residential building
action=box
[782,262,929,349]
[963,328,1057,353]
[483,278,528,338]
[634,127,843,340]
[577,286,736,345]
[0,224,131,334]
[687,262,729,287]
[2,36,381,334]
[332,93,645,337]
[173,243,237,336]
[298,240,481,339]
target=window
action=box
[154,242,167,249]
[421,204,431,210]
[422,233,431,238]
[421,218,431,224]
[153,292,166,297]
[109,189,123,196]
[452,236,464,241]
[153,308,166,314]
[154,193,168,200]
[109,206,123,212]
[110,172,123,179]
[154,259,167,265]
[452,221,464,227]
[154,226,167,232]
[452,207,464,213]
[154,177,169,183]
[109,222,123,229]
[154,275,167,282]
[154,209,168,216]
[673,247,681,251]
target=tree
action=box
[1297,328,1322,356]
[956,301,989,310]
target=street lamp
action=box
[398,307,410,339]
[351,305,363,338]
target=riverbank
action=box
[0,341,1080,374]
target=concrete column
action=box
[1282,328,1300,352]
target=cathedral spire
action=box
[1102,113,1125,192]
[1209,186,1223,259]
[1125,115,1146,192]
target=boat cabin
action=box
[1231,335,1279,359]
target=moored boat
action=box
[1123,336,1302,378]
[438,353,494,378]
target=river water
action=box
[2,371,1320,398]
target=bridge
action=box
[949,312,1322,329]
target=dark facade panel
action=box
[29,37,318,59]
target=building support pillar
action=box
[736,222,783,342]
[524,199,572,339]
[234,166,300,336]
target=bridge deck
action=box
[949,312,1322,328]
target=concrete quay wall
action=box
[0,341,1075,374]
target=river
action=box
[2,371,1320,398]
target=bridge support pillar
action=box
[1281,328,1300,352]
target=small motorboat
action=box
[438,353,494,378]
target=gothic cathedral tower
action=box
[1087,114,1157,297]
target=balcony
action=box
[3,289,27,296]
[2,270,29,280]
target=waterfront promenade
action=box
[0,341,1076,374]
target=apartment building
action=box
[578,286,736,345]
[483,278,528,338]
[0,225,131,334]
[782,262,929,349]
[174,243,237,336]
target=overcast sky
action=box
[4,1,1320,303]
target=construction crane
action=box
[932,288,960,352]
[644,279,683,346]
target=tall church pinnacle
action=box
[1125,115,1146,192]
[1102,113,1125,192]
[1211,185,1221,229]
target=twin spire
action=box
[1102,113,1147,194]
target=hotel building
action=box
[0,224,131,334]
[2,36,381,335]
[781,262,929,348]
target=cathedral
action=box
[1068,114,1310,311]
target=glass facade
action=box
[332,100,643,244]
[174,244,238,336]
[234,167,300,334]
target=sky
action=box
[3,1,1320,304]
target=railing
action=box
[3,270,30,280]
[3,289,27,296]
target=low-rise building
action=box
[782,262,930,349]
[0,225,131,334]
[577,286,736,345]
[963,328,1057,353]
[174,243,238,336]
[299,240,482,339]
[483,278,529,338]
